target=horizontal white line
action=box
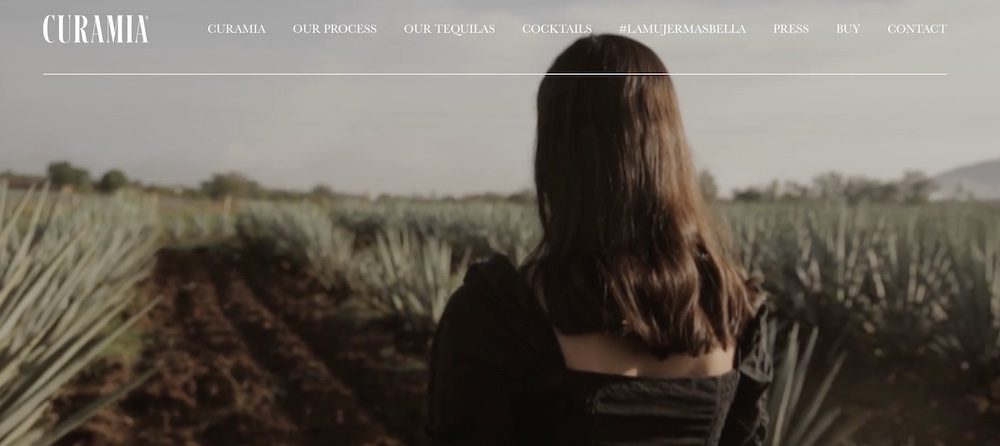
[41,72,949,77]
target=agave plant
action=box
[933,224,1000,377]
[245,194,1000,388]
[162,210,235,245]
[767,321,865,446]
[859,217,952,356]
[482,204,540,266]
[237,201,355,289]
[354,228,468,330]
[724,204,998,364]
[0,183,160,446]
[329,198,541,262]
[741,206,874,355]
[726,203,784,277]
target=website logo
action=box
[43,15,149,44]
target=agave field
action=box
[5,183,998,445]
[0,183,159,446]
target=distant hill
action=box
[934,157,1000,200]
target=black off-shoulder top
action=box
[426,255,773,446]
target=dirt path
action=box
[58,248,397,446]
[206,249,397,445]
[232,248,429,446]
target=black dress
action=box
[426,255,772,446]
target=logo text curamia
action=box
[43,15,148,44]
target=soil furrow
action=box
[205,248,399,445]
[233,249,429,446]
[122,249,303,446]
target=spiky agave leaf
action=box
[353,228,467,330]
[0,182,160,446]
[859,216,952,356]
[766,320,864,446]
[934,223,1000,376]
[237,201,354,289]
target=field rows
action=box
[50,245,999,446]
[59,248,404,445]
[3,185,996,445]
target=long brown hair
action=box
[525,34,762,358]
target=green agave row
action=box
[355,228,467,330]
[0,183,161,446]
[235,199,871,444]
[234,199,1000,379]
[237,201,354,290]
[162,211,234,245]
[237,202,468,329]
[330,197,540,264]
[766,321,863,446]
[726,203,1000,375]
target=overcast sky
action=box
[1,0,998,196]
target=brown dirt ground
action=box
[55,247,397,446]
[54,246,1000,446]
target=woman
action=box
[427,34,771,445]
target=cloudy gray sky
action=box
[1,0,998,196]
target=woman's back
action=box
[535,259,738,380]
[427,34,772,445]
[426,255,772,446]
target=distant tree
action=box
[874,182,901,203]
[266,189,305,201]
[732,187,765,202]
[780,181,810,201]
[726,170,941,205]
[142,184,180,196]
[734,180,810,203]
[898,170,937,204]
[47,161,92,192]
[698,170,719,201]
[763,180,781,202]
[311,184,335,198]
[844,176,883,204]
[97,169,129,193]
[811,172,846,201]
[507,188,536,203]
[200,172,260,200]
